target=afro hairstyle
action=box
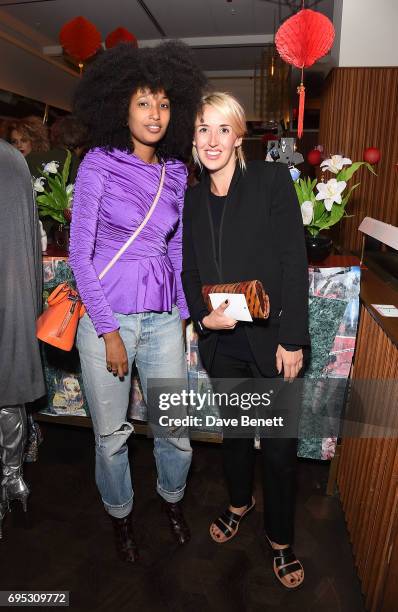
[73,41,207,161]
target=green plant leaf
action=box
[306,177,314,192]
[45,175,68,208]
[319,203,346,230]
[338,161,377,182]
[36,192,57,206]
[295,180,303,199]
[294,182,304,205]
[61,151,72,186]
[37,191,65,211]
[341,182,360,207]
[38,208,66,223]
[35,192,50,202]
[312,199,326,225]
[306,226,318,237]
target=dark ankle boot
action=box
[109,512,139,563]
[1,405,30,512]
[163,500,190,545]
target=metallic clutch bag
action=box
[201,280,270,320]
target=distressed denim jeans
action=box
[76,307,192,518]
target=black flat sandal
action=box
[266,537,304,590]
[210,498,255,543]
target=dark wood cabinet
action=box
[338,271,398,611]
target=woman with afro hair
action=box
[69,41,206,563]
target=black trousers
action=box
[209,351,297,544]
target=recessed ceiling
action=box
[0,0,335,71]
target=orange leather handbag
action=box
[202,280,270,320]
[36,164,166,351]
[36,283,86,351]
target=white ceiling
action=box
[0,0,335,71]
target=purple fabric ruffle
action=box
[69,148,189,336]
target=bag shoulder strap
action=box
[98,163,166,280]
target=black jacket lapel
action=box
[201,174,221,280]
[193,175,220,283]
[218,165,242,279]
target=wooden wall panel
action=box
[318,68,398,252]
[337,307,398,611]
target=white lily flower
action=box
[43,160,59,174]
[301,200,314,225]
[320,155,352,174]
[66,183,74,195]
[316,178,347,211]
[33,177,45,192]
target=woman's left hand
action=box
[276,345,303,382]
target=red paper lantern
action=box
[276,9,335,69]
[105,28,138,49]
[276,9,335,138]
[363,147,381,164]
[307,149,322,166]
[59,16,102,64]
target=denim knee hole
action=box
[96,422,134,447]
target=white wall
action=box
[336,0,398,67]
[331,0,343,67]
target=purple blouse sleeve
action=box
[69,158,120,336]
[167,176,189,320]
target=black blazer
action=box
[181,160,310,377]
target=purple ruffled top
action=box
[69,148,189,336]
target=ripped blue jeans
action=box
[76,307,192,518]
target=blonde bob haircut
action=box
[192,92,247,171]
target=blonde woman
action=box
[182,93,309,589]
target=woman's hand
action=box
[202,300,237,330]
[276,345,303,382]
[103,330,128,378]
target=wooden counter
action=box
[337,269,398,612]
[359,269,398,347]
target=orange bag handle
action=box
[46,282,75,306]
